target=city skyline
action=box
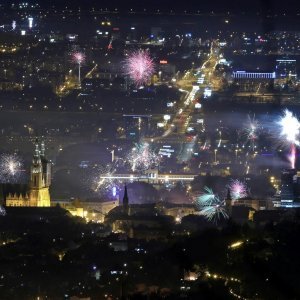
[1,1,300,299]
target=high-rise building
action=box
[280,169,297,207]
[275,59,297,79]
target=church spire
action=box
[123,185,129,208]
[225,187,232,217]
[226,187,232,201]
[40,139,45,157]
[33,138,41,163]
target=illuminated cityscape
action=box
[1,0,300,299]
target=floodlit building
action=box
[4,139,51,207]
[275,59,297,79]
[280,169,297,207]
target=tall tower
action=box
[225,187,232,217]
[29,139,51,207]
[123,185,129,214]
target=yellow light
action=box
[229,241,243,249]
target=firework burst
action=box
[196,186,218,206]
[199,203,228,222]
[70,50,86,83]
[277,109,300,147]
[195,186,228,223]
[228,179,248,200]
[124,50,155,86]
[91,163,121,197]
[127,142,160,172]
[275,109,300,168]
[0,206,6,217]
[71,51,86,65]
[0,154,23,183]
[241,115,261,149]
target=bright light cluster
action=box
[124,50,155,86]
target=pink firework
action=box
[288,144,296,169]
[124,50,155,86]
[229,179,248,200]
[72,52,86,65]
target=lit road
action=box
[144,41,222,166]
[57,64,98,96]
[85,64,98,79]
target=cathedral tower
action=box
[29,139,51,207]
[123,185,129,215]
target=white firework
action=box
[0,154,23,183]
[127,142,160,172]
[242,115,261,149]
[92,163,121,197]
[0,206,6,216]
[277,109,300,147]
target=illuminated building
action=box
[28,17,33,29]
[52,198,119,223]
[5,139,51,207]
[280,169,297,207]
[231,70,275,92]
[232,71,276,79]
[275,59,297,79]
[105,186,174,239]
